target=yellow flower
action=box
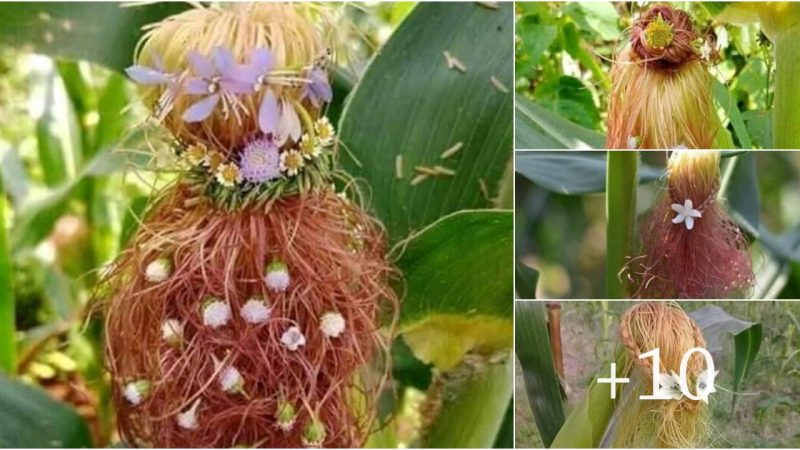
[298,134,321,160]
[183,143,207,166]
[280,150,305,177]
[315,117,335,147]
[204,150,225,171]
[215,162,242,188]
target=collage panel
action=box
[515,1,800,151]
[515,150,800,300]
[515,300,800,448]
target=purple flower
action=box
[125,55,179,119]
[300,66,332,108]
[239,138,281,184]
[182,47,251,123]
[258,92,302,144]
[231,48,275,90]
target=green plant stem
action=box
[774,24,800,149]
[605,151,638,299]
[0,172,16,374]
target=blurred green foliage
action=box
[515,1,775,148]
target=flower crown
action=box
[126,6,336,209]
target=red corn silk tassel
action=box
[100,4,399,447]
[626,151,754,299]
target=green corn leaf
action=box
[396,210,512,371]
[0,373,92,447]
[339,2,513,242]
[515,261,539,300]
[688,305,763,415]
[0,173,15,373]
[732,323,762,413]
[514,301,565,447]
[0,2,190,73]
[515,95,605,150]
[550,350,626,448]
[515,151,661,195]
[605,151,638,299]
[421,353,514,448]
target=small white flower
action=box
[281,326,306,351]
[696,368,719,404]
[203,298,232,329]
[655,372,683,400]
[626,135,639,149]
[219,366,244,393]
[671,199,703,230]
[161,319,184,346]
[145,257,172,283]
[320,312,346,338]
[315,117,335,147]
[177,399,201,430]
[123,380,150,405]
[265,260,290,292]
[673,144,688,150]
[241,297,272,324]
[699,41,712,61]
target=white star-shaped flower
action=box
[654,372,683,400]
[699,41,712,61]
[177,399,201,430]
[281,326,306,351]
[696,369,719,404]
[671,199,702,230]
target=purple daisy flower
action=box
[300,66,332,108]
[239,138,281,184]
[125,55,180,119]
[182,47,252,123]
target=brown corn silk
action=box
[102,3,398,447]
[606,4,720,149]
[627,151,753,298]
[613,302,708,448]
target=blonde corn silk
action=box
[102,3,399,448]
[612,302,709,448]
[606,4,723,149]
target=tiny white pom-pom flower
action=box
[145,257,172,283]
[219,366,244,393]
[265,260,290,292]
[161,319,183,346]
[626,135,639,149]
[320,312,346,338]
[203,298,231,329]
[240,297,271,324]
[281,326,306,351]
[124,380,150,405]
[177,399,201,430]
